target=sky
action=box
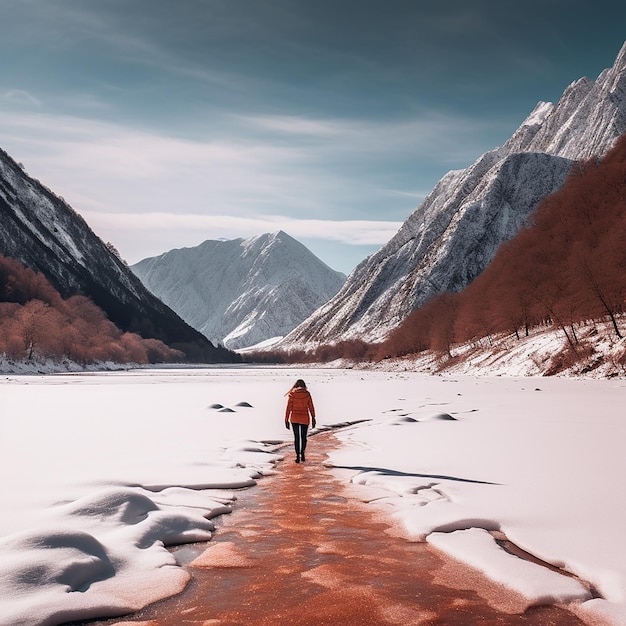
[1,1,626,274]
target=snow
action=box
[236,335,285,353]
[427,528,591,606]
[520,100,555,128]
[361,316,626,379]
[328,372,626,624]
[1,367,625,625]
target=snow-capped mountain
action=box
[131,231,346,350]
[280,42,626,349]
[0,148,232,362]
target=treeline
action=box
[0,255,183,365]
[245,338,372,365]
[250,133,626,369]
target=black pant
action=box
[292,423,308,456]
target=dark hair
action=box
[293,379,307,389]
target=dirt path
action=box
[108,431,586,625]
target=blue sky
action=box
[1,1,626,273]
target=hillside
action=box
[256,134,626,378]
[0,148,234,362]
[0,255,183,369]
[373,133,626,376]
[356,315,626,379]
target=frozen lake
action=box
[1,367,625,625]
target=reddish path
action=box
[110,432,585,625]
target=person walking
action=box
[285,379,316,463]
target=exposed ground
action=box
[88,431,590,626]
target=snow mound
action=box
[428,529,592,606]
[421,412,457,422]
[0,485,222,626]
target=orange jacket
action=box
[285,388,315,425]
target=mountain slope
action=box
[377,133,626,374]
[132,231,346,350]
[279,41,626,349]
[0,148,234,362]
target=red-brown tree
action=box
[0,255,183,364]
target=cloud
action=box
[84,210,403,269]
[239,115,341,137]
[82,210,402,246]
[1,108,452,226]
[3,89,42,107]
[237,112,505,164]
[0,110,313,212]
[2,110,303,174]
[0,106,490,269]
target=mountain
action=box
[131,231,346,350]
[0,148,234,362]
[377,132,626,375]
[279,41,626,349]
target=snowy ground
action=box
[362,318,626,379]
[1,367,625,625]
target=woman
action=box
[285,379,316,463]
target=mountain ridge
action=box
[278,41,626,350]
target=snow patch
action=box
[427,528,592,606]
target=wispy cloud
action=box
[81,210,402,266]
[22,1,250,91]
[83,210,401,244]
[3,107,468,217]
[0,109,307,191]
[3,89,42,107]
[237,112,506,163]
[239,115,341,137]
